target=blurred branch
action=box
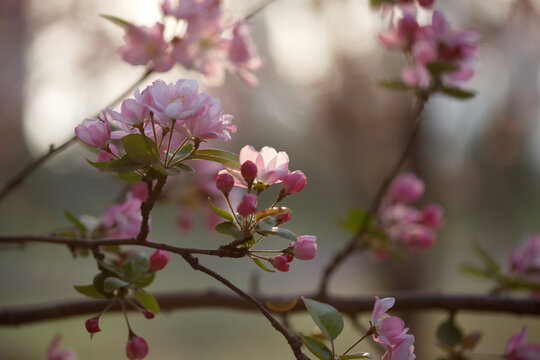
[0,67,154,205]
[1,290,538,326]
[318,95,429,295]
[0,234,247,258]
[179,253,309,360]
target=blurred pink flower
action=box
[508,236,540,283]
[228,21,264,87]
[506,327,540,360]
[237,193,258,216]
[161,0,219,20]
[102,194,143,238]
[47,335,77,360]
[389,173,425,203]
[119,23,173,72]
[126,334,149,360]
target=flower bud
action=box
[276,213,291,225]
[284,253,294,262]
[421,204,444,229]
[418,0,435,7]
[144,310,155,319]
[241,160,258,183]
[216,173,234,194]
[75,115,111,149]
[85,317,101,334]
[149,249,170,271]
[271,255,290,272]
[281,170,307,196]
[126,334,149,360]
[237,194,257,216]
[389,173,425,203]
[290,235,317,260]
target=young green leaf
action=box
[377,79,412,91]
[215,221,243,239]
[256,225,297,242]
[123,253,150,281]
[170,143,194,164]
[437,318,463,348]
[86,158,113,170]
[74,284,105,299]
[64,210,87,235]
[189,149,240,169]
[107,155,145,173]
[121,134,160,165]
[195,148,239,162]
[174,162,195,173]
[103,277,129,292]
[426,62,459,76]
[208,197,234,222]
[132,271,155,289]
[302,297,344,341]
[133,289,160,313]
[300,333,332,360]
[441,87,476,100]
[339,353,372,359]
[251,257,276,273]
[100,14,131,28]
[472,241,500,275]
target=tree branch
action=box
[0,67,154,204]
[0,290,538,326]
[137,175,168,241]
[318,95,428,295]
[0,235,247,258]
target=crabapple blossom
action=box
[421,204,444,228]
[216,173,234,194]
[290,235,317,260]
[75,114,111,149]
[85,317,100,334]
[47,335,77,360]
[237,193,257,216]
[96,144,119,163]
[508,236,540,283]
[229,21,264,87]
[281,170,307,196]
[126,334,149,360]
[389,172,424,203]
[382,334,416,360]
[271,255,290,272]
[180,93,236,140]
[118,23,173,72]
[506,327,540,360]
[161,0,219,20]
[102,193,143,238]
[149,249,171,271]
[107,88,151,126]
[147,79,201,124]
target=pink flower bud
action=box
[237,194,257,216]
[216,173,234,194]
[85,317,100,334]
[418,0,435,7]
[284,253,294,262]
[276,213,291,225]
[281,170,307,195]
[271,255,290,272]
[75,115,111,149]
[149,249,170,271]
[290,235,317,260]
[144,310,155,319]
[421,204,444,229]
[389,173,425,203]
[241,160,258,183]
[126,334,149,360]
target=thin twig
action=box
[318,95,428,295]
[137,175,168,241]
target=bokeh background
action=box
[1,0,539,358]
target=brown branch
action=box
[318,95,428,295]
[1,290,538,326]
[0,67,154,204]
[0,235,247,258]
[137,175,168,241]
[179,253,310,360]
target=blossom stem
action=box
[119,299,133,332]
[224,194,242,226]
[341,328,374,356]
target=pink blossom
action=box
[389,173,425,203]
[382,334,416,360]
[276,213,291,225]
[228,21,264,87]
[281,170,307,196]
[47,335,77,360]
[378,13,419,51]
[118,23,173,72]
[372,297,415,358]
[508,236,540,283]
[421,204,443,228]
[180,92,236,141]
[237,193,258,216]
[107,88,151,126]
[96,144,119,163]
[102,194,143,238]
[149,249,171,271]
[506,327,540,360]
[130,182,149,201]
[290,235,317,260]
[401,225,436,251]
[177,207,196,232]
[401,64,431,89]
[126,334,149,360]
[271,255,290,272]
[75,114,111,149]
[220,145,290,188]
[161,0,219,20]
[147,79,201,124]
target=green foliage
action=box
[100,14,131,27]
[215,221,244,239]
[189,149,240,169]
[121,134,160,165]
[437,318,463,348]
[107,155,144,173]
[123,253,150,281]
[377,79,412,91]
[103,277,129,292]
[208,197,234,222]
[256,224,297,242]
[441,87,476,99]
[302,297,344,341]
[64,210,87,235]
[300,334,332,360]
[134,289,160,313]
[255,207,291,222]
[74,284,105,299]
[339,353,372,359]
[251,257,275,273]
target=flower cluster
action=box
[75,79,235,180]
[111,0,263,86]
[46,335,77,360]
[377,2,478,91]
[371,297,416,360]
[215,145,315,272]
[506,326,540,360]
[377,173,443,256]
[508,235,540,285]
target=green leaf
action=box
[302,297,344,341]
[121,134,160,165]
[195,148,239,162]
[170,143,194,164]
[339,353,372,359]
[93,272,115,297]
[437,318,463,348]
[99,262,125,279]
[340,208,370,233]
[256,225,297,242]
[174,162,195,173]
[133,271,155,289]
[377,79,412,91]
[123,253,150,281]
[86,158,113,169]
[460,263,491,279]
[74,284,105,299]
[64,210,86,234]
[189,149,240,169]
[107,155,144,173]
[118,172,143,182]
[503,276,540,291]
[215,221,244,239]
[251,257,275,273]
[255,207,291,222]
[300,334,332,360]
[441,87,476,99]
[472,241,500,275]
[208,197,234,222]
[103,277,129,292]
[100,14,131,28]
[133,289,160,313]
[426,61,459,76]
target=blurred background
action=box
[0,0,539,358]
